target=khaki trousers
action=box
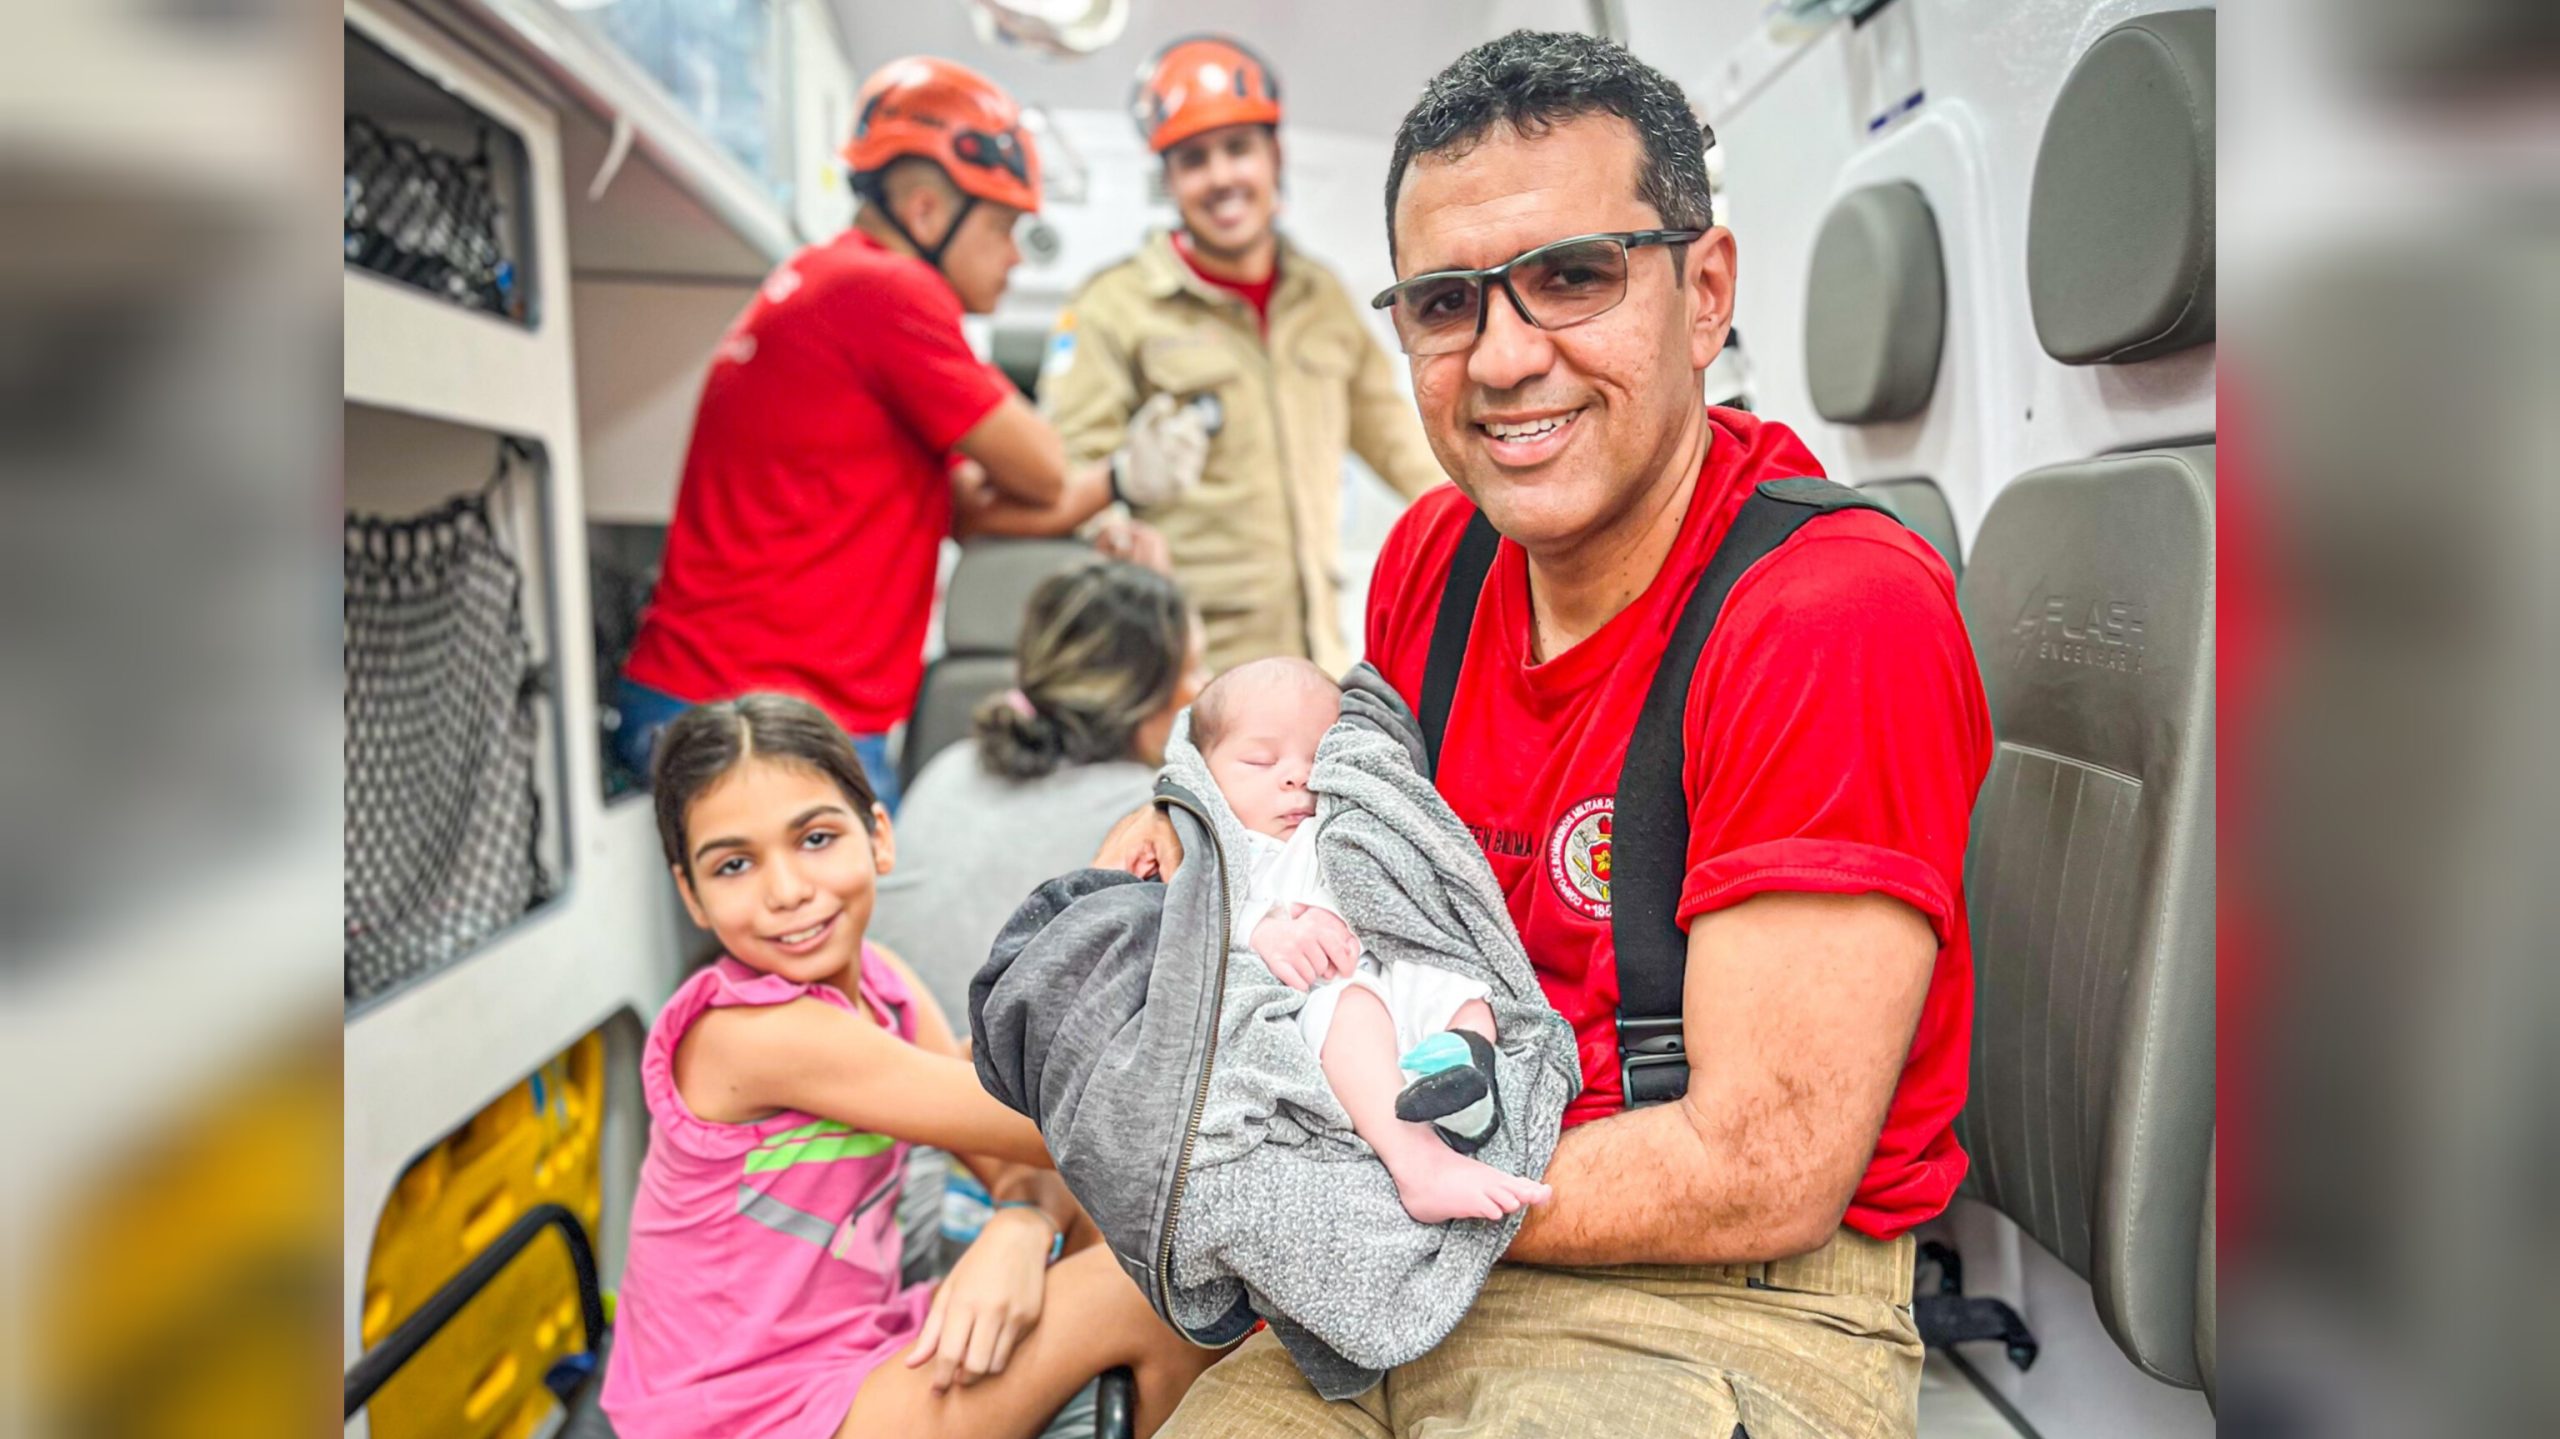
[1160,1229,1921,1439]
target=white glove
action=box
[1112,391,1212,508]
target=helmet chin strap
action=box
[872,184,979,276]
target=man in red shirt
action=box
[619,57,1206,809]
[1148,33,1991,1437]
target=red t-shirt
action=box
[1173,231,1276,332]
[1364,409,1991,1239]
[624,231,1009,734]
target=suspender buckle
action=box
[1618,1014,1690,1109]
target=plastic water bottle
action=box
[941,1167,992,1249]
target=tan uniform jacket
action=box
[1040,230,1445,675]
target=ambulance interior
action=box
[336,2,2216,1435]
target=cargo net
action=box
[343,114,520,319]
[345,472,551,1003]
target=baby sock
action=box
[1394,1029,1502,1155]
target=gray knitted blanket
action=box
[974,663,1577,1398]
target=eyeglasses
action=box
[1369,230,1704,356]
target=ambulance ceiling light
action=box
[1773,0,1898,29]
[968,0,1130,59]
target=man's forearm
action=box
[1504,1100,1841,1267]
[1506,892,1937,1267]
[954,460,1113,538]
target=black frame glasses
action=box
[1369,229,1704,356]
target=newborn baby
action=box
[1193,658,1552,1224]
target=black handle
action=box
[1095,1365,1136,1439]
[343,1201,606,1418]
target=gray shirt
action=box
[869,738,1158,1026]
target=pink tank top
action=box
[600,949,936,1439]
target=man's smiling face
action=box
[1166,123,1280,262]
[1390,113,1730,558]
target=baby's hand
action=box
[1250,904,1362,990]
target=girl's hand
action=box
[903,1207,1055,1392]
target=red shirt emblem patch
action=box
[1546,795,1614,920]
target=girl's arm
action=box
[870,947,1083,1237]
[687,996,1052,1168]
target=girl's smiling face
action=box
[673,757,894,986]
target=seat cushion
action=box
[1956,445,2216,1386]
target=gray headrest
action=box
[2028,9,2216,365]
[940,539,1094,654]
[1804,183,1946,423]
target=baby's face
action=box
[1204,679,1340,839]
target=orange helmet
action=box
[844,56,1041,214]
[1131,36,1282,154]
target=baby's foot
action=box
[1380,1141,1552,1224]
[1396,1029,1502,1155]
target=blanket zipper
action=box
[1151,789,1232,1345]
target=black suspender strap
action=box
[1415,479,1901,1111]
[1611,477,1895,1108]
[1418,509,1502,778]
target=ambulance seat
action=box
[991,323,1050,399]
[1859,477,1962,579]
[902,539,1092,790]
[1955,444,2216,1387]
[1804,181,1946,423]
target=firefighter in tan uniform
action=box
[1040,35,1446,676]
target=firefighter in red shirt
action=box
[619,58,1207,809]
[1128,34,1993,1438]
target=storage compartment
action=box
[345,25,538,326]
[344,406,568,1008]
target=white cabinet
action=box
[340,0,848,1388]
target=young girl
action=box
[598,694,1227,1439]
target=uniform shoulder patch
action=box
[1042,309,1078,379]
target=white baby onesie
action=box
[1234,820,1492,1057]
